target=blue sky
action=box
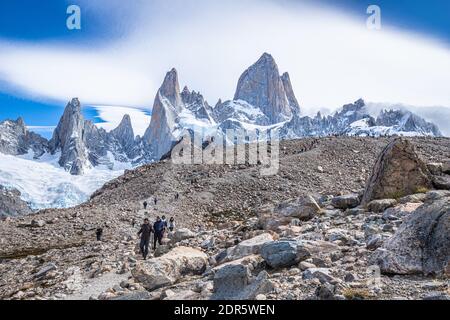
[316,0,450,43]
[0,0,449,135]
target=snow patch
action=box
[0,152,125,209]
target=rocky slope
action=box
[0,136,448,300]
[0,186,32,218]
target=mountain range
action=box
[0,53,444,211]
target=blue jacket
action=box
[153,220,165,234]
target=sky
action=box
[0,0,449,135]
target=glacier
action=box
[0,151,128,210]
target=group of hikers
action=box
[95,196,179,260]
[137,215,176,260]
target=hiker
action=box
[96,228,103,241]
[153,216,165,250]
[161,215,168,236]
[175,193,179,201]
[143,201,148,210]
[168,217,175,232]
[154,197,158,206]
[138,218,153,260]
[131,218,136,228]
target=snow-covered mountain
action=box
[0,52,444,212]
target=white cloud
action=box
[0,0,449,115]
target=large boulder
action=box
[212,264,274,300]
[371,198,450,275]
[261,240,311,269]
[169,228,197,243]
[225,233,274,261]
[257,195,321,231]
[132,247,208,291]
[362,138,433,204]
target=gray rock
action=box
[213,264,250,296]
[442,160,450,174]
[425,190,450,201]
[34,263,57,279]
[212,264,274,300]
[427,162,443,175]
[366,234,383,250]
[303,268,336,284]
[257,195,321,230]
[344,273,358,282]
[315,283,336,300]
[169,228,196,243]
[31,219,46,228]
[367,199,397,213]
[398,193,427,204]
[225,233,274,261]
[132,247,208,291]
[274,195,322,221]
[345,208,365,216]
[433,175,450,190]
[163,289,200,300]
[110,291,156,301]
[201,238,215,250]
[371,199,449,275]
[331,194,360,209]
[261,240,311,269]
[362,138,433,204]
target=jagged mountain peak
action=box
[119,114,132,127]
[159,68,182,107]
[49,98,89,175]
[234,53,296,123]
[258,52,276,64]
[112,114,134,139]
[341,98,366,111]
[16,117,26,128]
[67,97,81,112]
[182,86,190,95]
[281,72,300,113]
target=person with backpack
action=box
[143,201,148,210]
[153,216,165,250]
[138,218,153,260]
[161,216,168,237]
[168,217,175,232]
